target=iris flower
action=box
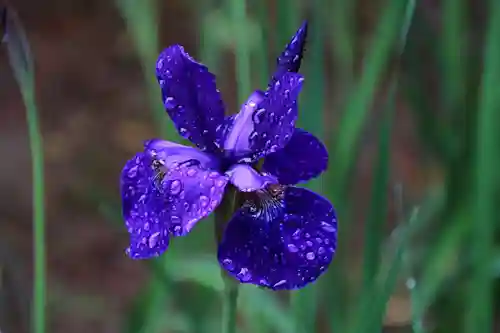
[120,21,337,290]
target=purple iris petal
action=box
[268,21,308,90]
[226,164,277,192]
[218,186,337,290]
[156,45,225,152]
[222,90,265,159]
[121,143,228,259]
[263,128,328,185]
[121,153,170,259]
[249,72,304,158]
[145,139,220,170]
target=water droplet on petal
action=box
[237,267,252,282]
[144,223,150,231]
[287,243,299,253]
[199,195,209,208]
[148,232,160,248]
[273,280,287,288]
[318,247,325,255]
[187,168,197,177]
[253,108,266,124]
[321,222,336,233]
[306,252,315,260]
[170,180,182,195]
[127,165,138,177]
[173,225,182,235]
[164,96,176,108]
[222,258,234,270]
[306,241,313,247]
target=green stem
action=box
[215,189,239,333]
[24,85,46,333]
[6,9,46,332]
[222,281,239,333]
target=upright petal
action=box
[156,45,225,152]
[222,90,265,160]
[263,128,328,185]
[121,140,228,259]
[268,21,308,90]
[249,72,304,158]
[218,186,337,290]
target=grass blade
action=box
[291,3,326,332]
[465,0,500,331]
[328,0,408,201]
[4,8,46,333]
[115,0,177,140]
[227,0,251,106]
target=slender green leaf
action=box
[4,8,46,333]
[115,0,177,140]
[465,0,500,331]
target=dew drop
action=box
[318,247,325,255]
[164,96,176,108]
[199,195,209,208]
[237,267,252,282]
[148,232,160,248]
[170,180,182,195]
[127,165,138,177]
[273,280,287,288]
[222,258,234,270]
[321,221,336,233]
[287,243,299,253]
[187,168,197,177]
[306,252,315,260]
[292,229,301,240]
[249,131,259,141]
[253,108,266,124]
[306,240,313,247]
[144,223,150,231]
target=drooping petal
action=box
[121,154,170,259]
[249,72,304,158]
[226,164,277,192]
[222,91,265,160]
[121,141,228,259]
[218,186,337,290]
[156,45,225,152]
[263,128,328,185]
[268,21,308,90]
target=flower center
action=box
[241,183,286,222]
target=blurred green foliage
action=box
[8,0,500,332]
